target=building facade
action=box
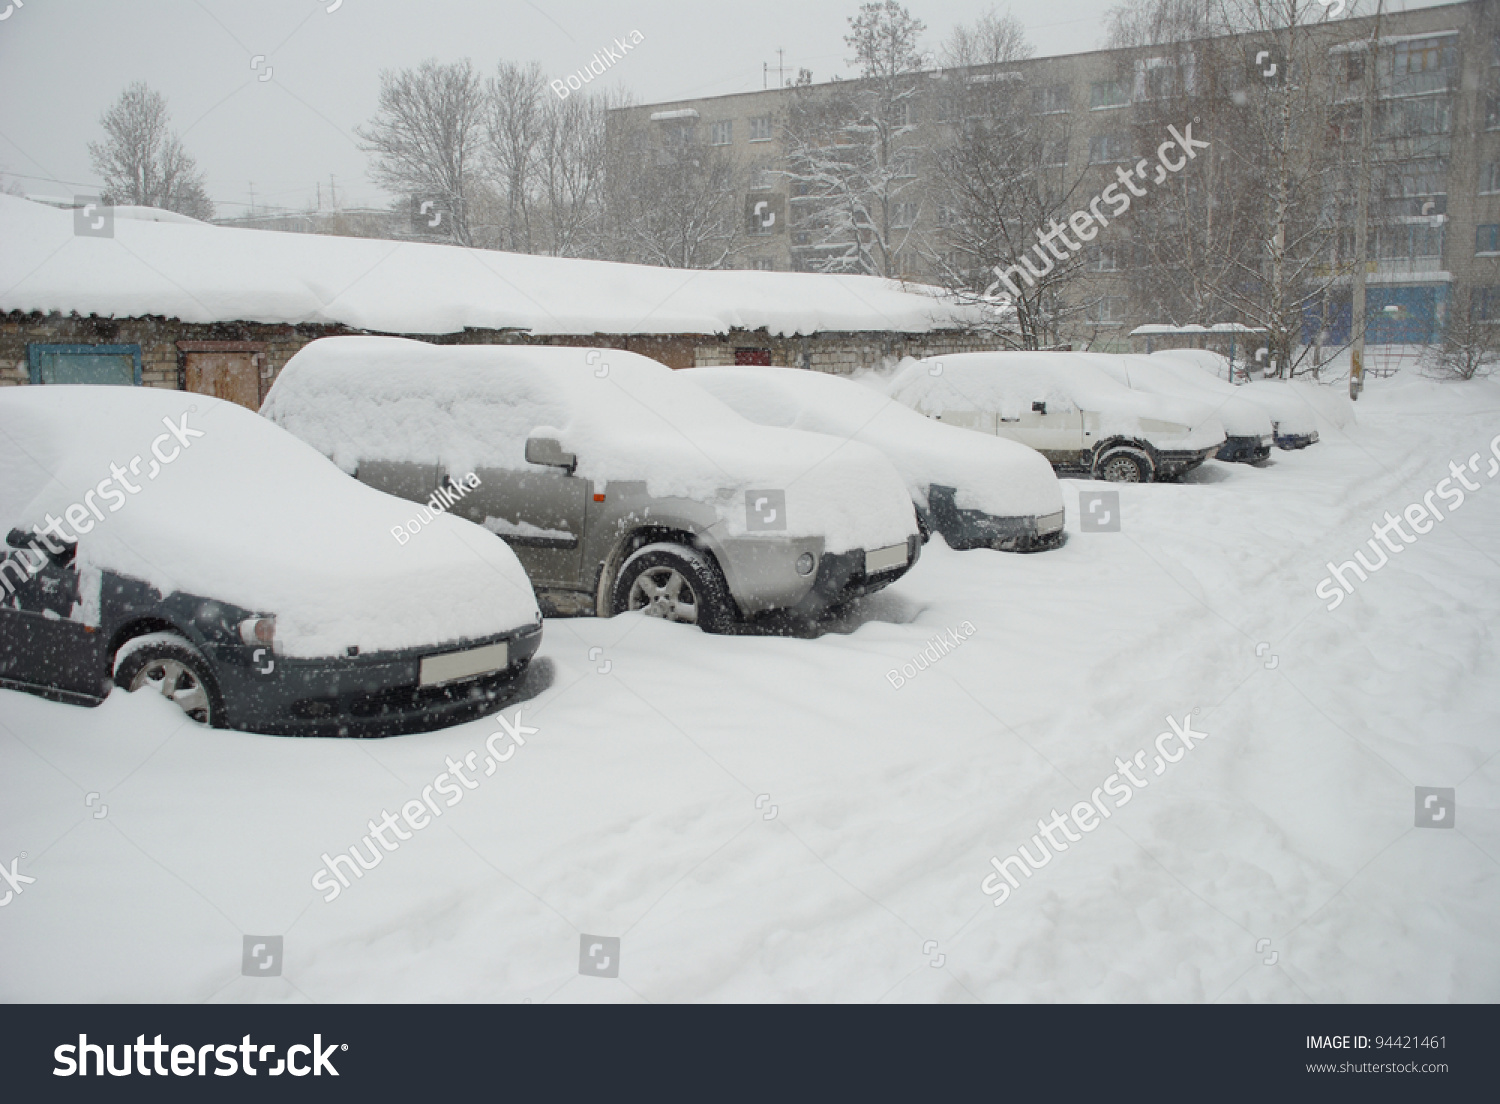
[612,0,1500,352]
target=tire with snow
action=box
[1094,445,1155,484]
[113,632,223,727]
[610,542,735,633]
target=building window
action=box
[1384,157,1448,199]
[1484,162,1500,194]
[1143,63,1175,101]
[1042,140,1068,166]
[892,201,919,229]
[1086,243,1123,272]
[1377,223,1444,262]
[710,120,733,145]
[1385,95,1452,137]
[1389,35,1457,96]
[27,344,142,386]
[748,115,773,142]
[1472,286,1500,320]
[1345,53,1365,84]
[748,258,775,271]
[749,165,779,190]
[1478,224,1500,255]
[1089,133,1131,164]
[895,101,916,127]
[1488,93,1500,131]
[1086,296,1129,324]
[1033,85,1069,114]
[1090,80,1127,109]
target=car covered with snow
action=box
[1084,353,1276,463]
[685,365,1066,551]
[0,387,542,736]
[262,338,922,631]
[887,352,1227,483]
[1149,349,1321,449]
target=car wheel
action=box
[1095,446,1154,484]
[612,542,734,633]
[114,633,222,726]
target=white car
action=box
[686,365,1066,551]
[888,352,1226,484]
[263,338,921,631]
[1149,350,1321,450]
[1085,353,1275,463]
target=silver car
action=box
[262,338,922,632]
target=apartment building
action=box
[613,0,1499,351]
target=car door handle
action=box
[999,416,1020,422]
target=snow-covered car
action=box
[888,352,1227,483]
[1150,350,1321,449]
[0,387,542,736]
[685,365,1066,551]
[262,338,921,631]
[1085,353,1275,463]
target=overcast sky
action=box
[0,0,1456,216]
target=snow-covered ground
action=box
[2,370,1497,1003]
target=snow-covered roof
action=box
[648,108,701,120]
[0,194,981,338]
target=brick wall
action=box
[2,312,1008,394]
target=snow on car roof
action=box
[0,194,982,338]
[0,385,538,658]
[262,337,917,553]
[687,366,1062,519]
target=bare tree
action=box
[1426,288,1500,379]
[486,61,546,252]
[535,90,613,257]
[87,82,213,219]
[926,12,1097,347]
[358,59,487,246]
[784,0,928,277]
[603,111,745,268]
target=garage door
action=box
[184,351,261,409]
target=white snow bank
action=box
[0,193,981,338]
[261,337,917,553]
[686,366,1063,519]
[887,352,1226,452]
[0,387,538,658]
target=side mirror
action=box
[525,436,577,472]
[1032,401,1047,415]
[5,528,30,549]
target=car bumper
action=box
[1215,435,1274,463]
[784,532,922,617]
[1274,428,1318,449]
[927,486,1065,551]
[1156,445,1220,478]
[206,623,544,737]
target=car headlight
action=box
[795,552,816,576]
[238,616,276,645]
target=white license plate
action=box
[865,543,908,574]
[419,641,509,687]
[1036,509,1065,534]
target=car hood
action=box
[0,387,539,658]
[1239,381,1320,437]
[1093,356,1274,438]
[688,366,1063,520]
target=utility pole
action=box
[248,181,255,216]
[1350,1,1384,401]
